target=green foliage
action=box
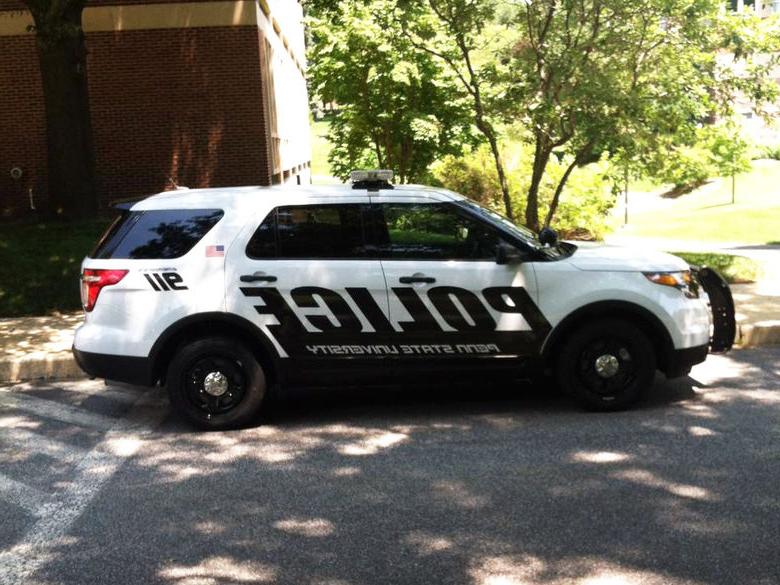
[671,252,761,284]
[307,0,780,230]
[758,144,780,160]
[656,145,714,190]
[307,1,473,183]
[433,139,615,240]
[645,122,752,189]
[702,122,752,178]
[0,220,108,317]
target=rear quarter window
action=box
[91,209,223,259]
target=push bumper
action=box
[72,347,155,387]
[663,267,734,378]
[692,266,736,353]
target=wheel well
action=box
[150,314,278,386]
[542,302,675,373]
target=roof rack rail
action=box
[350,169,394,191]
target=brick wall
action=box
[88,26,270,207]
[0,34,46,216]
[0,0,230,9]
[0,22,272,216]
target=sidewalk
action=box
[0,312,84,383]
[1,238,779,384]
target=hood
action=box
[568,245,689,272]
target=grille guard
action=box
[691,266,736,353]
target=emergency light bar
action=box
[350,169,393,183]
[350,169,394,190]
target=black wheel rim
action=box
[577,337,637,399]
[183,356,247,419]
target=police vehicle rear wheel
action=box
[167,337,266,430]
[556,319,655,411]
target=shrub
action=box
[432,141,615,240]
[758,144,780,160]
[656,145,713,189]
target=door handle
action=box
[240,274,277,283]
[399,275,436,284]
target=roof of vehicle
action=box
[128,184,466,211]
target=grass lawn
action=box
[671,252,762,284]
[0,220,109,317]
[620,160,780,244]
[311,118,338,183]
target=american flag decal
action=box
[206,245,225,257]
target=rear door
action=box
[225,197,393,383]
[369,195,551,367]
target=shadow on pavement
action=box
[26,348,780,585]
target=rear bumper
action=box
[664,344,709,378]
[72,347,155,387]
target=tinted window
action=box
[246,204,368,259]
[91,209,223,259]
[378,203,501,260]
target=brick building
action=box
[0,0,311,217]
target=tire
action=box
[556,319,656,411]
[166,336,267,430]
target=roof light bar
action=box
[350,169,394,184]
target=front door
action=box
[369,196,551,368]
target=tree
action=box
[307,1,473,183]
[703,121,752,204]
[394,0,517,219]
[506,0,779,230]
[24,0,98,218]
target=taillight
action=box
[80,269,128,312]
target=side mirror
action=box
[539,227,558,247]
[495,242,524,265]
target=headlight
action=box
[643,270,699,299]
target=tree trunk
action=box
[33,4,97,218]
[526,133,552,232]
[476,119,513,220]
[544,158,578,227]
[486,133,514,221]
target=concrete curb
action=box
[738,322,780,348]
[0,353,85,385]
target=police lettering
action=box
[242,286,548,336]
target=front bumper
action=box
[72,347,155,387]
[664,344,709,378]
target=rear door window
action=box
[246,204,368,259]
[91,209,223,259]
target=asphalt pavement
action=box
[1,348,779,585]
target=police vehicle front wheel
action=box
[556,319,656,411]
[167,337,267,430]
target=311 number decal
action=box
[144,272,188,291]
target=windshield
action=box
[455,198,576,260]
[455,199,541,249]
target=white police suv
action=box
[73,171,735,429]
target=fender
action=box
[149,312,280,383]
[541,300,674,366]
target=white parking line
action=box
[0,426,86,464]
[0,472,48,516]
[32,380,144,406]
[0,388,168,585]
[0,391,121,431]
